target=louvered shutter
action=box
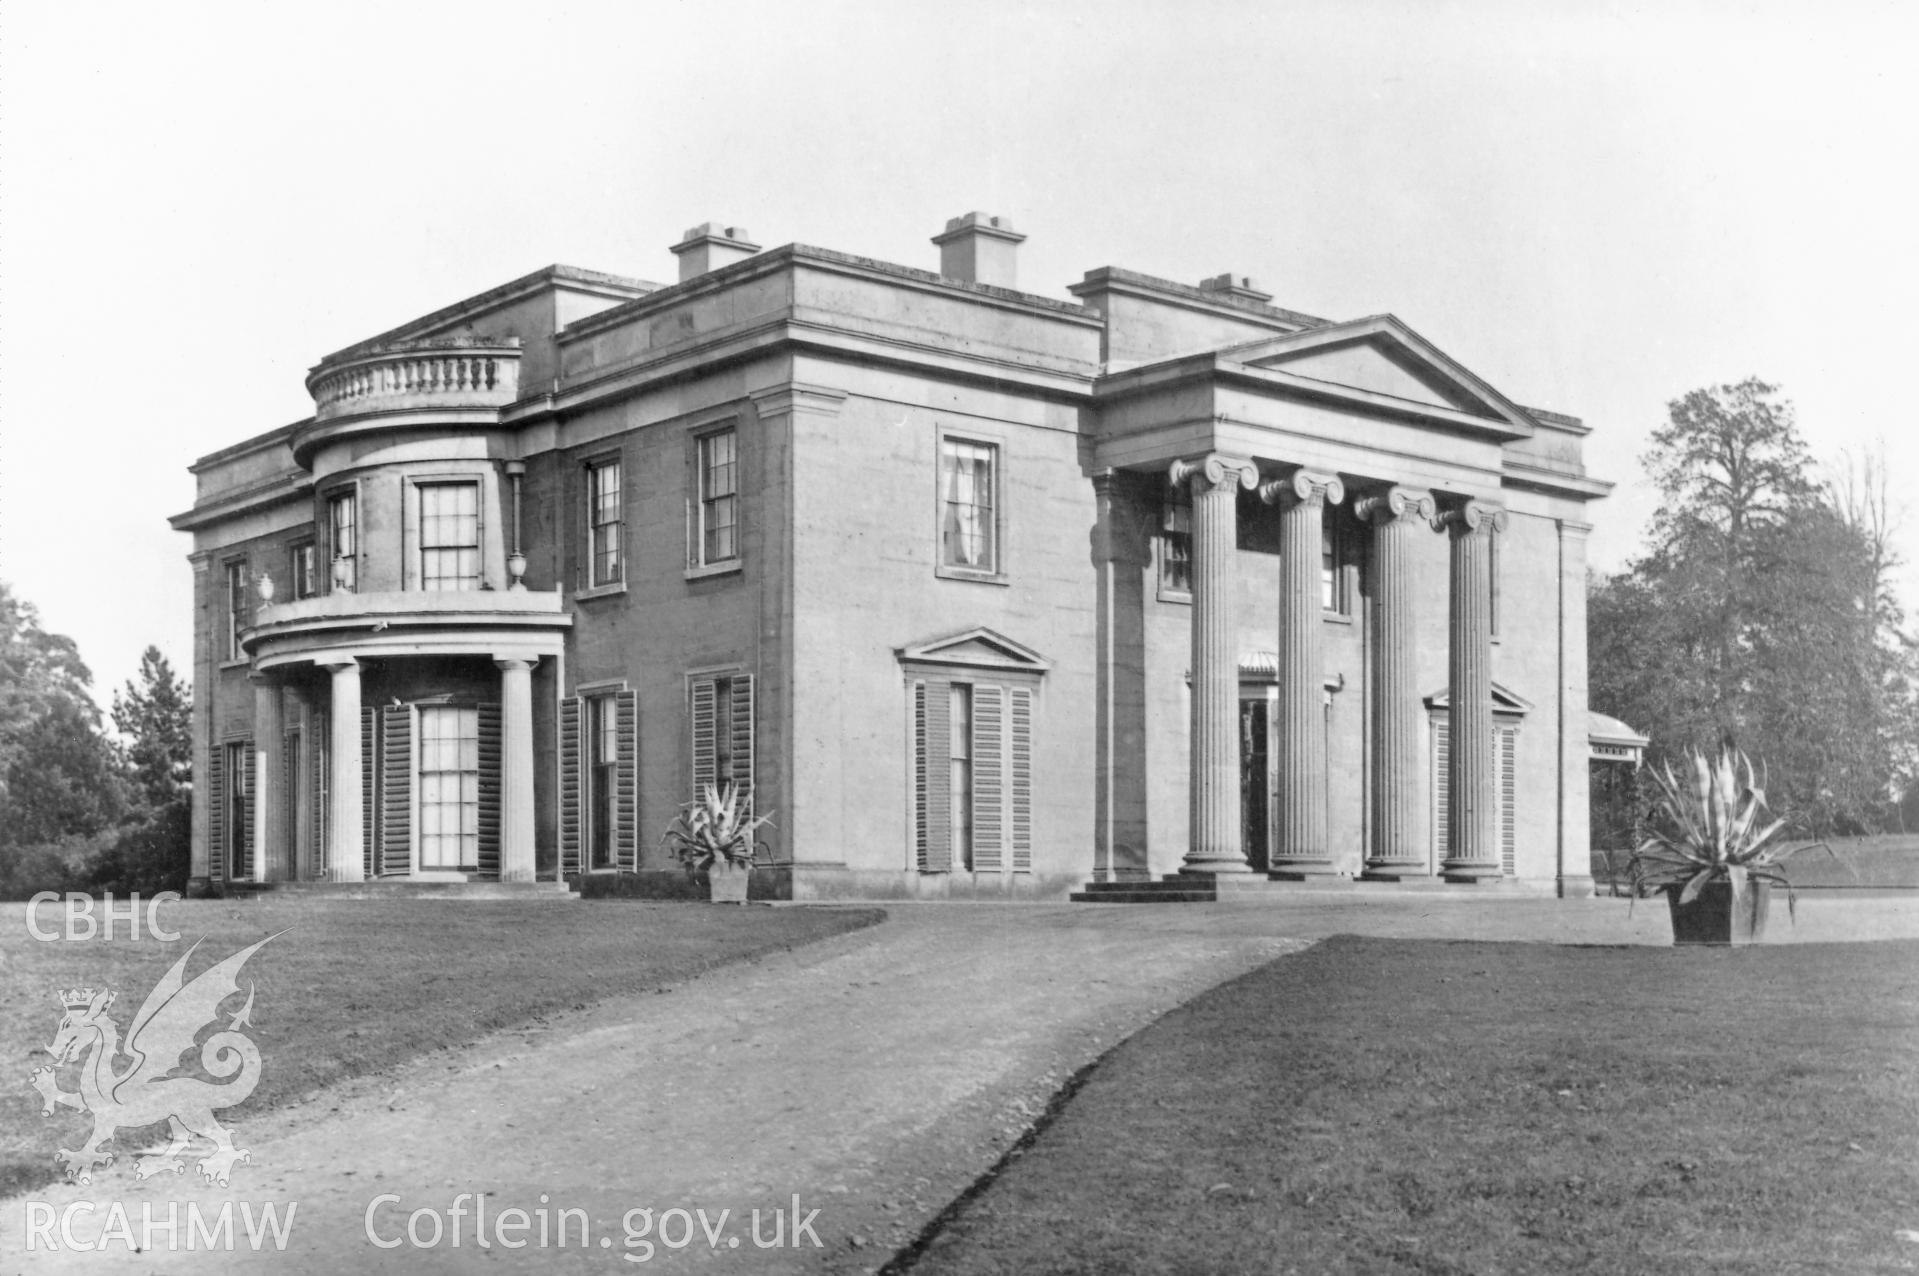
[1011,687,1033,872]
[729,674,754,812]
[616,690,639,870]
[690,679,717,797]
[922,683,952,872]
[282,728,300,881]
[207,746,225,883]
[477,702,502,879]
[381,706,412,876]
[559,696,583,876]
[912,681,929,870]
[239,744,255,881]
[973,685,1004,872]
[1431,717,1450,862]
[361,706,377,878]
[312,713,328,879]
[1499,725,1517,876]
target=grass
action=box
[1593,834,1919,893]
[903,936,1919,1275]
[2,897,881,1198]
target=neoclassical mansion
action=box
[173,212,1632,900]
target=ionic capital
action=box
[493,656,539,674]
[1355,485,1436,525]
[1259,468,1344,510]
[1432,498,1509,536]
[1169,453,1258,496]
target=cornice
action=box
[170,470,313,531]
[1499,458,1614,501]
[188,420,305,474]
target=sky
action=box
[3,0,1916,710]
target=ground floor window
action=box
[912,676,1033,873]
[1430,718,1519,874]
[691,672,754,809]
[418,705,480,869]
[220,739,251,879]
[559,689,639,875]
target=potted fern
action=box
[659,783,772,904]
[1627,745,1826,945]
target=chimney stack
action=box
[1197,273,1273,305]
[670,223,761,282]
[932,211,1026,289]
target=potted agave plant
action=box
[1627,745,1825,945]
[659,782,772,904]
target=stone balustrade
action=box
[306,339,522,422]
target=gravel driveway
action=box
[5,894,1911,1273]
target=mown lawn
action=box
[904,936,1919,1275]
[2,898,882,1198]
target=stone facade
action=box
[172,213,1616,900]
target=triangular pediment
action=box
[1423,681,1533,715]
[1221,316,1537,434]
[896,627,1051,672]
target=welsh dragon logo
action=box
[29,934,280,1186]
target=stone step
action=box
[1068,890,1218,904]
[223,880,579,901]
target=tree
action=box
[112,646,193,810]
[1589,382,1919,838]
[0,581,97,808]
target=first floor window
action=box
[420,482,481,591]
[588,458,622,586]
[911,675,1033,873]
[223,561,248,659]
[697,430,739,566]
[939,438,997,572]
[1159,488,1192,596]
[329,490,358,591]
[290,542,317,599]
[418,705,479,868]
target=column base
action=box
[1556,874,1598,899]
[1268,859,1336,880]
[326,866,365,884]
[1177,860,1254,876]
[1441,862,1504,883]
[500,866,535,884]
[1360,864,1429,882]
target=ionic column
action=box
[1260,469,1343,875]
[496,657,538,883]
[1435,499,1508,880]
[322,659,364,883]
[250,675,284,883]
[1357,486,1435,878]
[1173,453,1258,874]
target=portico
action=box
[1088,313,1591,891]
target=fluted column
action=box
[1358,486,1436,878]
[249,675,283,883]
[1173,453,1258,874]
[1261,469,1344,875]
[1436,499,1508,880]
[496,657,537,883]
[322,659,364,883]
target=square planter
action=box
[1666,879,1771,946]
[706,865,750,904]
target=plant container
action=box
[707,864,749,904]
[1666,879,1771,946]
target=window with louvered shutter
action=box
[238,744,255,881]
[1011,687,1033,872]
[920,682,952,871]
[689,674,755,808]
[616,690,639,870]
[559,696,583,876]
[477,702,501,878]
[912,681,929,869]
[1431,717,1451,862]
[312,711,328,879]
[729,675,754,812]
[361,706,377,879]
[1499,725,1517,876]
[381,706,413,875]
[207,745,226,882]
[690,680,717,796]
[972,685,1004,872]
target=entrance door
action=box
[1240,699,1269,873]
[418,705,479,871]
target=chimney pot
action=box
[931,210,1027,289]
[670,222,762,282]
